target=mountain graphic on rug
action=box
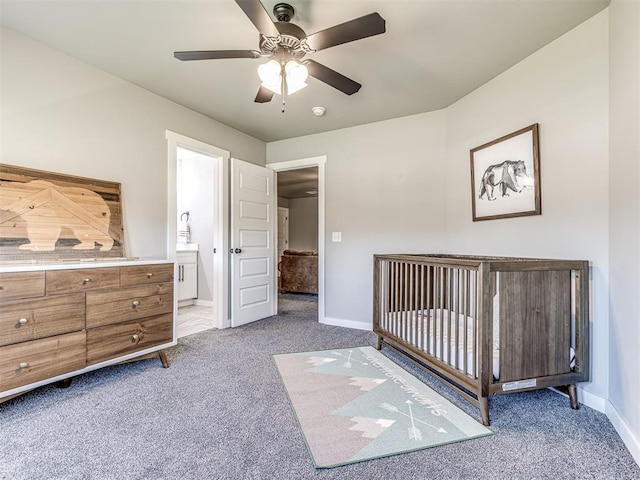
[273,346,492,468]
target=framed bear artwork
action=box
[470,123,541,222]
[0,164,125,262]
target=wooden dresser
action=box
[0,260,175,402]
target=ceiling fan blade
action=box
[235,0,280,37]
[304,60,361,95]
[174,50,261,61]
[254,85,274,103]
[304,12,386,52]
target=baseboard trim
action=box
[549,386,607,416]
[606,400,640,466]
[321,317,371,331]
[194,299,214,307]
[579,387,607,413]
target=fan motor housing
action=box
[259,22,311,60]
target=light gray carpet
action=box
[0,293,638,480]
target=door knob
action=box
[234,248,242,254]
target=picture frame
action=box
[470,123,540,221]
[0,163,125,262]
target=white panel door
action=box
[231,158,276,327]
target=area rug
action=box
[273,346,493,468]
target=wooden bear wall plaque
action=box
[0,164,125,262]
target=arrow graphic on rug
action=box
[380,402,447,434]
[331,350,368,367]
[406,400,422,440]
[344,350,353,368]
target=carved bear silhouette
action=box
[0,180,114,251]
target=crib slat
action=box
[418,264,424,351]
[447,269,458,367]
[392,261,398,337]
[426,265,432,355]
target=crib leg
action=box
[567,384,580,410]
[479,396,490,426]
[376,336,382,350]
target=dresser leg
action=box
[158,350,170,368]
[56,378,73,389]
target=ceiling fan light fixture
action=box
[258,59,308,97]
[284,60,308,94]
[285,60,308,84]
[261,81,282,95]
[258,59,282,93]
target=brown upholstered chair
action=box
[279,249,318,294]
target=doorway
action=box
[166,131,229,333]
[268,156,326,322]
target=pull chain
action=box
[281,68,286,113]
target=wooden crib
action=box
[373,254,590,426]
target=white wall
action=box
[0,27,266,259]
[609,0,640,464]
[268,10,610,407]
[268,110,448,324]
[288,197,318,251]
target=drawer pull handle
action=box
[132,300,140,307]
[19,362,28,369]
[18,318,28,325]
[82,278,90,285]
[131,334,140,343]
[146,273,153,278]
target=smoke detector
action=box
[311,106,326,117]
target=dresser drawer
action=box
[86,283,173,328]
[0,271,45,301]
[120,264,174,287]
[86,313,173,365]
[0,293,85,347]
[46,267,120,295]
[0,331,86,392]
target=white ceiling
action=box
[1,0,609,143]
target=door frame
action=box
[267,156,326,322]
[277,206,290,259]
[166,130,230,330]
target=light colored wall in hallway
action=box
[289,197,318,251]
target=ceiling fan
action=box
[174,0,386,105]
